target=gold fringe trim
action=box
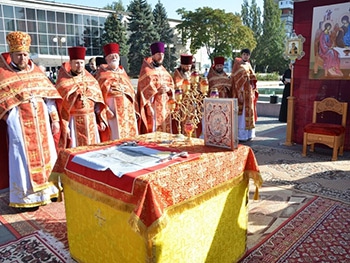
[245,170,263,201]
[61,175,135,214]
[50,172,64,202]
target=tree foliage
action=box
[101,13,129,57]
[153,1,176,72]
[127,0,159,76]
[176,7,256,64]
[253,0,287,73]
[104,0,125,12]
[241,0,262,40]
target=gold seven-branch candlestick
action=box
[168,71,216,142]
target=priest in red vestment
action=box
[55,46,108,149]
[0,31,62,209]
[95,43,139,140]
[137,42,175,134]
[173,54,193,89]
[207,56,232,98]
[231,49,258,142]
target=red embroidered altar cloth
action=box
[52,132,262,238]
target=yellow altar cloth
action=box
[53,132,262,263]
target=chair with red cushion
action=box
[302,98,348,161]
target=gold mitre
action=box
[6,31,31,53]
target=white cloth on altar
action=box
[71,145,173,177]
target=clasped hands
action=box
[158,85,171,94]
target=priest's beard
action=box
[109,60,119,70]
[153,60,163,67]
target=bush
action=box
[256,72,280,81]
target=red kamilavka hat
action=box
[214,56,225,65]
[103,43,120,56]
[180,54,193,65]
[68,46,86,60]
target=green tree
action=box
[241,0,262,40]
[176,7,256,65]
[104,0,125,12]
[127,0,159,77]
[241,0,263,69]
[153,0,176,72]
[254,0,287,73]
[101,13,129,57]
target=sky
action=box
[55,0,264,20]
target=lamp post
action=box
[53,36,66,64]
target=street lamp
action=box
[53,36,66,64]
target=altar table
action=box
[52,132,262,263]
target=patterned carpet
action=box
[0,191,68,248]
[239,196,350,262]
[0,231,70,263]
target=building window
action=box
[57,23,65,35]
[66,35,75,46]
[30,33,38,45]
[57,12,65,23]
[39,34,48,46]
[39,45,48,55]
[3,6,14,18]
[66,24,74,35]
[66,13,74,24]
[30,46,38,54]
[91,16,99,26]
[47,11,55,22]
[47,23,56,34]
[0,32,6,49]
[83,15,90,26]
[4,19,15,31]
[37,10,46,21]
[16,20,26,31]
[99,17,106,27]
[75,14,83,25]
[15,7,25,19]
[38,22,47,33]
[26,8,36,20]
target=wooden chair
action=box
[302,98,348,161]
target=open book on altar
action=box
[203,98,238,150]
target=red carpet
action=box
[239,196,350,262]
[0,190,68,248]
[0,230,70,262]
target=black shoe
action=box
[17,206,39,212]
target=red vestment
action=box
[137,57,174,134]
[231,57,258,129]
[173,68,189,89]
[207,67,232,98]
[95,65,139,140]
[56,62,108,149]
[0,52,62,192]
